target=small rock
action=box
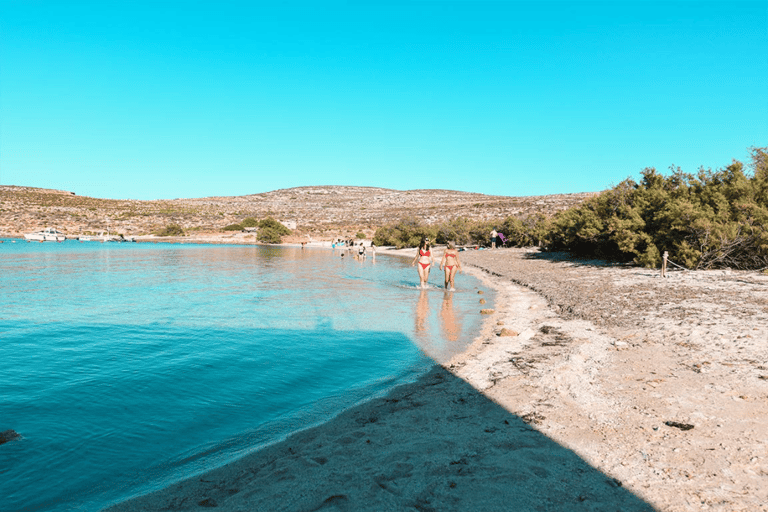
[498,328,519,337]
[0,430,21,445]
[664,421,694,431]
[477,290,484,294]
[496,321,504,326]
[198,498,217,508]
[480,309,495,315]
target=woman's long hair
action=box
[420,237,430,251]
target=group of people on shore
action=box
[411,237,462,290]
[334,239,376,261]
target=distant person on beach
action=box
[370,241,376,259]
[491,229,497,249]
[440,241,462,291]
[411,237,433,288]
[358,242,366,259]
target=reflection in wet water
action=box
[440,291,461,343]
[412,288,468,363]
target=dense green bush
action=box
[545,146,768,269]
[256,217,291,244]
[373,216,543,248]
[435,218,488,246]
[373,218,438,248]
[258,217,291,235]
[223,223,243,231]
[241,217,258,228]
[258,227,284,244]
[497,213,552,247]
[155,224,184,236]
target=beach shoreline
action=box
[106,247,767,511]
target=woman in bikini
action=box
[440,241,462,291]
[411,237,434,289]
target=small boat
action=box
[78,231,121,243]
[24,228,67,242]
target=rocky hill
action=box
[0,185,596,241]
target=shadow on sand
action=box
[108,366,656,511]
[522,250,636,269]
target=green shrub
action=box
[223,223,243,231]
[373,218,437,248]
[544,145,768,269]
[241,217,258,228]
[258,227,284,244]
[258,217,291,235]
[435,218,484,246]
[374,216,549,249]
[356,232,366,239]
[155,224,184,237]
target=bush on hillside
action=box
[241,217,258,228]
[258,217,291,235]
[155,224,185,237]
[223,223,243,231]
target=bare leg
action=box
[417,265,427,288]
[448,268,458,290]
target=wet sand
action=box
[106,248,768,512]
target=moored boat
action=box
[24,228,67,242]
[78,231,121,242]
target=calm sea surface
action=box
[0,240,491,511]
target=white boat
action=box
[24,228,67,242]
[78,231,121,242]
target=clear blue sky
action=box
[1,1,766,200]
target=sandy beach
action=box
[106,247,768,512]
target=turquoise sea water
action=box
[0,240,491,511]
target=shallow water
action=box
[0,240,491,511]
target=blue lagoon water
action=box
[0,240,491,511]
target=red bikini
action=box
[418,248,431,269]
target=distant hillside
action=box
[0,185,596,240]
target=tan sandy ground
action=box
[106,248,767,512]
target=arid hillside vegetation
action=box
[0,185,593,242]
